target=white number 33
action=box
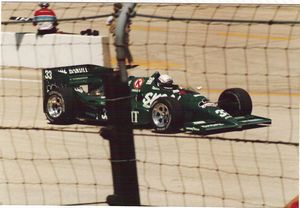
[45,70,52,80]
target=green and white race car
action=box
[42,64,271,134]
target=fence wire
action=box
[1,3,299,207]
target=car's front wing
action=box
[184,115,271,134]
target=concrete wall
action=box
[1,32,111,68]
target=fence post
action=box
[100,3,140,206]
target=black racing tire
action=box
[44,88,76,124]
[150,97,183,133]
[218,88,252,117]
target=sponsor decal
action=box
[146,77,155,85]
[68,67,88,74]
[152,86,160,90]
[70,77,88,81]
[57,69,67,74]
[215,109,232,119]
[193,121,206,125]
[202,123,224,128]
[131,111,139,123]
[142,92,168,108]
[134,78,144,89]
[186,127,200,131]
[132,89,140,92]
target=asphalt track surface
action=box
[1,3,299,207]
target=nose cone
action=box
[206,106,241,128]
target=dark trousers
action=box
[37,27,57,35]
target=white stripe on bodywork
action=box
[241,118,263,123]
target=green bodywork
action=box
[43,64,271,134]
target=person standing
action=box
[106,3,133,66]
[33,2,58,35]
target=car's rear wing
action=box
[42,64,114,97]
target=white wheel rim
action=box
[152,103,170,128]
[47,94,64,118]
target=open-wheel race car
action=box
[42,64,271,134]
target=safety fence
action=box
[1,3,299,207]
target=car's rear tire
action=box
[150,97,183,133]
[44,88,76,124]
[218,88,252,116]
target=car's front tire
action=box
[44,88,75,124]
[150,97,183,133]
[218,88,252,116]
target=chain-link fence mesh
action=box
[1,3,299,207]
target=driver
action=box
[157,74,174,89]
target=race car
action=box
[42,64,271,134]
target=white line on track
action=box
[0,77,41,83]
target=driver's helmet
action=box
[39,2,49,8]
[157,74,173,88]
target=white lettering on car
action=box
[44,70,52,79]
[146,77,155,85]
[202,123,224,128]
[57,69,67,74]
[142,92,168,108]
[131,111,139,123]
[68,67,88,74]
[215,109,232,119]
